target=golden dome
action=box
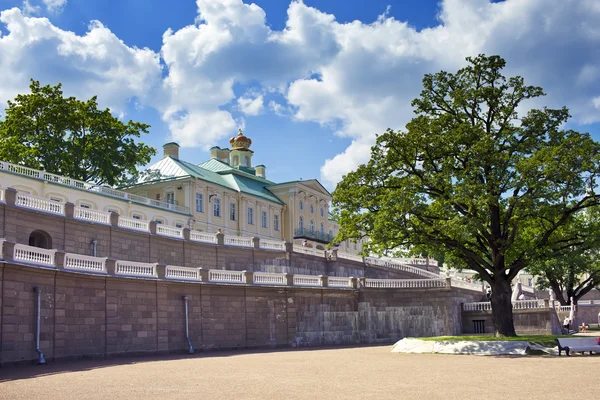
[230,128,252,151]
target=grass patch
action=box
[418,335,573,347]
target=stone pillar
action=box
[243,270,254,284]
[216,232,224,246]
[284,242,293,253]
[64,202,75,219]
[54,250,66,269]
[1,240,15,261]
[4,187,17,206]
[198,267,209,282]
[110,212,119,227]
[320,275,328,287]
[446,277,452,288]
[358,277,366,288]
[105,258,117,275]
[331,248,338,261]
[349,277,358,289]
[156,264,166,279]
[149,220,157,235]
[252,237,260,249]
[183,227,191,241]
[285,273,294,286]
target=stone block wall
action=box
[461,309,562,335]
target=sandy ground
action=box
[0,345,598,400]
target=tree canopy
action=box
[0,80,156,186]
[332,54,600,336]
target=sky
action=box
[0,0,600,190]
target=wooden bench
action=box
[556,337,600,356]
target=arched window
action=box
[299,216,304,231]
[310,204,314,214]
[299,200,304,211]
[28,230,52,249]
[320,222,324,235]
[320,208,324,218]
[310,219,315,233]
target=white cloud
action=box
[42,0,66,13]
[0,8,162,118]
[237,94,264,115]
[2,0,600,187]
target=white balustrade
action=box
[209,269,244,283]
[292,244,326,258]
[190,231,218,244]
[293,274,323,287]
[0,238,4,259]
[253,272,286,285]
[450,279,484,292]
[0,189,4,203]
[365,278,446,289]
[0,160,190,214]
[115,260,156,277]
[557,305,572,312]
[118,216,150,232]
[463,302,493,311]
[364,257,441,279]
[156,225,184,239]
[224,235,253,248]
[327,277,353,288]
[64,253,106,273]
[13,243,56,266]
[512,299,546,309]
[259,239,286,251]
[337,252,363,262]
[16,193,64,215]
[166,266,201,281]
[74,207,111,225]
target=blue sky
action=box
[1,0,599,189]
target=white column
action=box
[241,196,247,232]
[288,189,296,242]
[207,186,212,227]
[223,191,228,231]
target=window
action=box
[310,219,315,233]
[299,216,304,230]
[229,203,236,220]
[80,203,91,209]
[196,193,204,213]
[50,197,62,202]
[175,223,183,228]
[166,192,175,205]
[528,278,533,287]
[299,200,304,210]
[232,155,239,166]
[132,214,142,220]
[473,320,485,334]
[274,215,279,231]
[248,207,254,225]
[353,241,357,250]
[213,198,221,217]
[320,223,324,235]
[320,207,324,218]
[155,219,164,224]
[310,204,314,214]
[262,211,267,228]
[108,208,119,214]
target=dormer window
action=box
[232,155,239,166]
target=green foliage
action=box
[527,210,600,304]
[0,79,156,186]
[332,54,600,284]
[417,335,571,347]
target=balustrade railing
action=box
[118,216,150,232]
[253,272,286,285]
[292,244,326,258]
[16,193,64,215]
[337,252,363,262]
[364,278,446,289]
[464,299,549,312]
[0,160,189,214]
[13,243,56,266]
[156,225,184,239]
[115,261,156,277]
[463,302,492,311]
[64,253,106,273]
[327,277,352,288]
[0,188,4,203]
[364,257,440,279]
[190,231,218,244]
[224,235,253,248]
[209,269,244,283]
[293,274,323,287]
[259,239,286,251]
[166,266,201,281]
[450,279,484,292]
[74,207,111,225]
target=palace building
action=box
[0,130,365,254]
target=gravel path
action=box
[0,345,598,400]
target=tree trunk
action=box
[490,277,517,337]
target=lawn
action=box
[418,335,574,347]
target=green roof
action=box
[133,156,285,205]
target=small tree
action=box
[332,55,600,336]
[0,80,156,186]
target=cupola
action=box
[229,129,254,168]
[163,142,180,159]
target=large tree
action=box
[0,80,156,186]
[332,55,600,336]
